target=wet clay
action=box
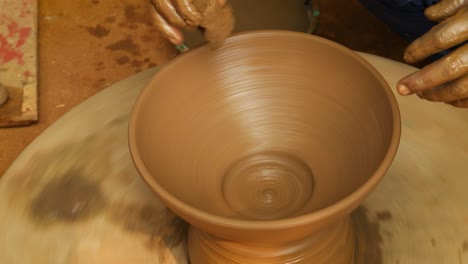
[149,0,233,46]
[189,219,355,263]
[128,31,401,263]
[193,0,235,48]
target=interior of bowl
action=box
[130,31,399,222]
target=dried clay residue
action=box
[29,172,106,225]
[95,61,105,71]
[105,36,141,56]
[352,207,383,264]
[82,24,110,38]
[107,203,188,262]
[115,56,130,65]
[105,16,116,23]
[92,78,107,89]
[193,1,235,48]
[375,210,392,221]
[124,4,153,26]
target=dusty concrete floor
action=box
[0,0,412,176]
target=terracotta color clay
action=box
[150,0,234,47]
[129,31,401,263]
[194,0,234,48]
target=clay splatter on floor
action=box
[106,36,141,56]
[82,24,110,38]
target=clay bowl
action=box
[129,31,400,263]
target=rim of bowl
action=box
[128,30,401,230]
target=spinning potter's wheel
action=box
[0,52,467,264]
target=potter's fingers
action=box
[448,98,468,107]
[404,7,468,63]
[397,44,468,95]
[150,0,187,29]
[174,0,202,27]
[425,0,468,21]
[419,74,468,102]
[201,1,234,48]
[217,0,227,6]
[150,8,184,44]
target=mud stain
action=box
[463,240,468,252]
[93,78,106,89]
[141,35,152,42]
[105,16,116,23]
[118,22,138,29]
[106,36,141,56]
[29,172,106,225]
[124,4,153,25]
[131,58,149,68]
[95,61,105,71]
[82,24,110,38]
[108,203,188,253]
[375,210,392,221]
[352,206,383,264]
[116,56,130,65]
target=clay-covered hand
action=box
[397,0,468,108]
[149,0,234,47]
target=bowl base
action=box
[188,218,355,264]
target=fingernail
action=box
[169,35,183,45]
[397,84,411,95]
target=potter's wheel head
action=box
[129,31,400,237]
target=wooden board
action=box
[0,0,38,127]
[0,53,467,263]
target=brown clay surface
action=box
[0,0,411,177]
[193,0,235,48]
[188,219,355,263]
[1,54,468,264]
[129,31,400,263]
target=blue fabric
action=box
[358,0,438,43]
[358,0,452,61]
[392,0,439,7]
